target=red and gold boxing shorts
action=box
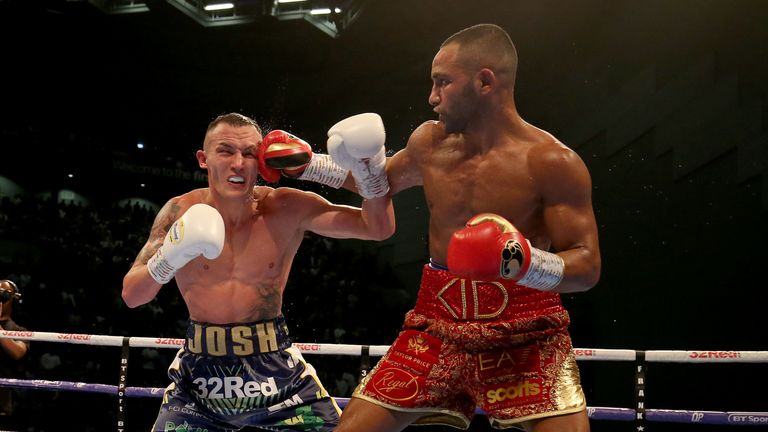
[352,264,586,429]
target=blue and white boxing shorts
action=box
[153,315,341,431]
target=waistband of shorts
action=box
[184,315,291,357]
[414,263,565,321]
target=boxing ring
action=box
[1,330,767,431]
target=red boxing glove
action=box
[447,213,564,291]
[257,130,313,182]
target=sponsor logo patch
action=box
[484,378,544,408]
[477,346,540,380]
[370,367,421,404]
[387,330,440,374]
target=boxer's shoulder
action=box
[174,188,212,209]
[411,120,445,146]
[257,186,323,216]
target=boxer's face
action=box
[199,123,261,198]
[429,43,479,134]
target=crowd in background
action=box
[0,192,409,431]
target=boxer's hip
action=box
[183,315,292,357]
[408,263,570,351]
[413,263,566,321]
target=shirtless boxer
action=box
[122,112,394,431]
[331,24,601,431]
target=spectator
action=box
[0,279,29,429]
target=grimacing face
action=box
[200,123,262,197]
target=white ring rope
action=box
[2,329,768,429]
[2,330,767,362]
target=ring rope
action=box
[3,330,768,428]
[1,378,767,426]
[2,330,767,362]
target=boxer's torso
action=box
[410,121,564,263]
[173,187,308,324]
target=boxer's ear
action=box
[476,68,496,95]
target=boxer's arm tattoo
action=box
[135,202,183,265]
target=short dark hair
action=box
[207,113,262,136]
[442,24,518,89]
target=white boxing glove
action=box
[327,113,390,199]
[147,203,225,284]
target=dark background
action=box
[1,0,767,431]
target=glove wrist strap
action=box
[351,151,390,199]
[516,248,564,291]
[353,170,390,199]
[298,154,347,189]
[147,248,176,285]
